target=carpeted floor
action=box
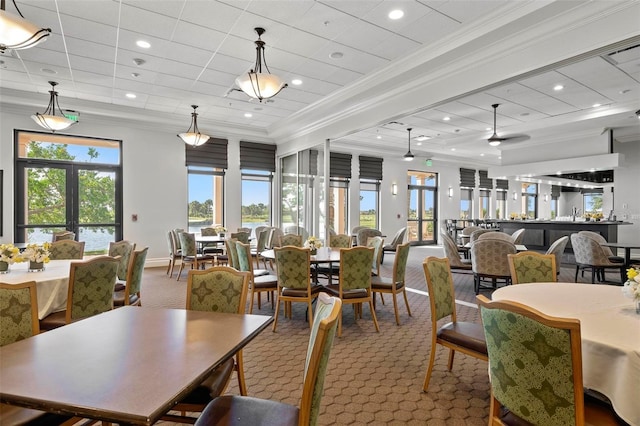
[142,246,620,425]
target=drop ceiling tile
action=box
[118,4,179,38]
[170,21,228,54]
[180,0,246,33]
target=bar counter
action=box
[495,220,632,251]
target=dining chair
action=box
[367,235,384,277]
[268,227,284,248]
[325,246,379,337]
[237,227,252,235]
[470,238,516,294]
[314,234,351,284]
[162,266,251,423]
[422,257,488,392]
[0,282,80,425]
[476,295,621,426]
[381,226,406,263]
[280,233,303,247]
[49,240,85,260]
[511,227,526,245]
[166,230,182,278]
[109,239,136,291]
[546,235,569,276]
[193,293,341,426]
[52,230,75,242]
[114,247,148,307]
[231,231,250,244]
[477,231,514,242]
[469,229,493,244]
[571,233,626,284]
[441,232,472,273]
[176,232,216,281]
[371,242,412,326]
[225,238,239,269]
[356,227,382,246]
[236,241,278,313]
[39,256,120,331]
[508,251,557,284]
[251,228,272,269]
[201,226,224,256]
[459,225,481,246]
[273,246,323,332]
[579,230,625,264]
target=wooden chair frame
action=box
[507,251,557,284]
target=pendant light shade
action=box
[31,81,76,132]
[0,0,51,51]
[403,127,415,161]
[178,105,210,147]
[235,27,287,102]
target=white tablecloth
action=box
[492,283,640,426]
[0,260,73,319]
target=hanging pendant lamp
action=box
[177,105,210,147]
[0,0,50,51]
[403,128,415,161]
[235,27,287,102]
[31,81,76,132]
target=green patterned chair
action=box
[273,246,323,332]
[109,239,136,291]
[225,238,239,269]
[381,226,406,263]
[176,232,216,281]
[0,281,39,346]
[325,246,379,337]
[508,251,557,284]
[236,242,277,313]
[230,231,250,244]
[201,227,224,257]
[39,256,120,331]
[314,234,352,281]
[371,242,412,326]
[52,230,75,242]
[355,227,382,246]
[166,230,182,278]
[476,295,621,426]
[162,266,251,423]
[194,293,341,426]
[280,233,303,247]
[114,247,148,306]
[367,235,384,277]
[422,257,488,392]
[251,228,272,270]
[49,239,85,260]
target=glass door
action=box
[406,171,438,245]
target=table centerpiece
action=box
[622,267,640,314]
[22,242,51,272]
[0,243,22,273]
[305,236,322,255]
[215,225,226,238]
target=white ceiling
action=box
[1,0,639,166]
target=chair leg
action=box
[447,348,455,371]
[574,265,579,283]
[591,267,596,284]
[369,300,380,333]
[337,307,343,337]
[176,262,186,281]
[272,294,281,332]
[402,288,412,317]
[307,300,313,329]
[391,292,400,326]
[422,336,438,392]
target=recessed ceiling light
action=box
[486,127,492,131]
[136,40,151,49]
[553,84,564,91]
[376,135,382,139]
[592,103,601,108]
[329,52,343,59]
[125,93,136,99]
[589,168,596,172]
[291,79,302,85]
[556,171,562,175]
[498,156,502,159]
[480,153,485,156]
[443,116,451,121]
[416,142,422,146]
[388,9,404,19]
[244,113,252,118]
[450,148,455,151]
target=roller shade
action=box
[185,138,228,169]
[239,141,276,172]
[359,156,383,181]
[479,170,493,189]
[479,189,491,197]
[330,152,352,179]
[496,179,509,190]
[497,190,507,201]
[460,168,476,188]
[551,185,561,197]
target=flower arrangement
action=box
[305,236,323,250]
[0,243,22,265]
[214,225,226,233]
[622,267,640,302]
[22,242,51,264]
[509,212,518,220]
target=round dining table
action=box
[1,259,75,319]
[492,283,639,426]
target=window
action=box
[550,196,559,219]
[242,170,272,236]
[583,192,603,214]
[330,178,349,234]
[479,189,491,219]
[521,183,538,219]
[359,180,379,229]
[15,130,122,254]
[496,190,507,219]
[460,188,473,219]
[188,167,224,232]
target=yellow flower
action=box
[628,268,639,280]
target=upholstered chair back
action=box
[0,281,39,346]
[50,240,85,260]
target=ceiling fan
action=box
[487,104,530,146]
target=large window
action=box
[407,171,438,244]
[460,188,473,219]
[479,189,491,219]
[15,131,122,254]
[329,179,349,234]
[188,167,224,232]
[359,180,379,229]
[551,196,559,219]
[521,183,538,219]
[242,170,272,237]
[583,191,603,215]
[496,190,507,219]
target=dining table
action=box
[261,247,342,284]
[0,259,75,319]
[491,282,639,426]
[601,242,640,268]
[0,306,273,425]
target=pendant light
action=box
[0,0,51,51]
[177,105,210,147]
[235,27,287,102]
[403,127,414,161]
[31,81,76,132]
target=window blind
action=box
[496,190,507,201]
[359,156,383,181]
[185,138,228,169]
[459,168,476,188]
[479,170,493,189]
[239,141,276,172]
[496,179,509,190]
[551,185,561,197]
[330,152,352,179]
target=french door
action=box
[15,161,122,253]
[406,171,438,245]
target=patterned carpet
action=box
[141,246,621,425]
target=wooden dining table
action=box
[492,283,639,426]
[0,306,273,425]
[601,242,640,267]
